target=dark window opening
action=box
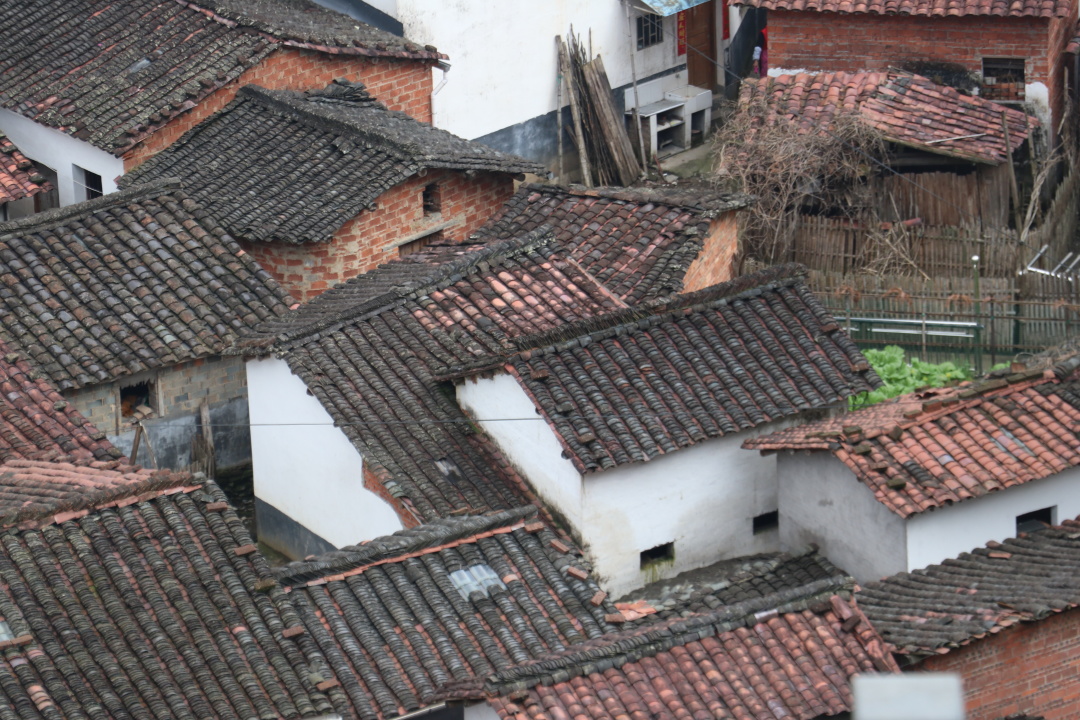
[120,380,154,418]
[636,14,663,50]
[74,165,103,201]
[399,230,443,258]
[640,542,674,569]
[1016,506,1054,534]
[753,510,780,535]
[982,58,1026,102]
[423,183,441,215]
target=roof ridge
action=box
[176,0,445,59]
[434,263,810,379]
[273,506,540,585]
[0,178,185,237]
[519,182,753,217]
[258,227,561,349]
[442,577,855,699]
[237,85,419,162]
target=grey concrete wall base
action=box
[255,498,336,560]
[109,397,252,470]
[475,65,687,173]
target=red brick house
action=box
[859,519,1080,719]
[733,0,1076,137]
[123,81,544,300]
[0,0,441,206]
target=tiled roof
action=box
[454,580,899,718]
[741,72,1033,164]
[745,364,1080,517]
[0,135,48,205]
[246,230,623,521]
[276,507,627,719]
[477,183,752,304]
[450,265,878,473]
[859,518,1080,656]
[192,0,442,57]
[0,179,292,391]
[0,457,152,525]
[0,466,342,720]
[626,547,850,619]
[731,0,1071,17]
[0,0,436,157]
[122,82,544,244]
[0,342,120,463]
[1068,20,1080,53]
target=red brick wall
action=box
[766,10,1069,131]
[682,212,739,292]
[241,170,515,301]
[918,609,1080,719]
[124,47,433,170]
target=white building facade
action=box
[456,371,796,598]
[776,451,1080,583]
[247,357,403,559]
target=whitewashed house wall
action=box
[457,371,794,598]
[247,356,402,558]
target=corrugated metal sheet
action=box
[634,0,711,15]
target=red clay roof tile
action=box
[0,136,48,205]
[733,0,1070,17]
[746,366,1079,517]
[740,71,1033,165]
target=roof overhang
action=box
[632,0,713,16]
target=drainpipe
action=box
[430,59,451,127]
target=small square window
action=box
[640,542,674,569]
[422,183,441,215]
[982,58,1026,101]
[120,379,155,419]
[636,14,663,50]
[74,165,102,201]
[753,510,779,535]
[1016,506,1054,534]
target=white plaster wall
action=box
[459,372,801,598]
[583,422,789,597]
[465,702,502,720]
[0,108,123,207]
[777,451,908,584]
[391,0,685,137]
[906,465,1080,571]
[247,357,402,547]
[456,373,585,529]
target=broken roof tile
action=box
[739,71,1033,165]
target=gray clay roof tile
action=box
[0,179,292,391]
[123,82,545,244]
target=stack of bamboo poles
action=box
[557,31,640,187]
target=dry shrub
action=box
[712,95,886,265]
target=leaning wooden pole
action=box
[1001,110,1024,233]
[559,35,592,187]
[555,36,565,184]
